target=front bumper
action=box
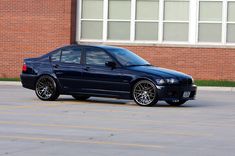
[156,84,197,101]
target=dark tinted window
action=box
[61,48,82,64]
[85,48,112,66]
[51,50,61,62]
[107,48,150,66]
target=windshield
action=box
[108,48,150,66]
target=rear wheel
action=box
[72,95,90,101]
[35,75,59,101]
[165,100,187,106]
[133,80,158,107]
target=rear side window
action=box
[85,48,112,66]
[61,48,82,64]
[51,50,61,62]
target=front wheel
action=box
[133,80,158,107]
[35,75,60,101]
[165,100,187,106]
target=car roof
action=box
[65,44,124,51]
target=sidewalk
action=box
[0,81,234,92]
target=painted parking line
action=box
[0,102,70,110]
[0,120,212,137]
[0,111,232,129]
[0,111,190,125]
[0,135,165,149]
[0,100,190,116]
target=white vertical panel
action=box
[158,0,164,43]
[130,0,136,41]
[222,0,227,44]
[76,0,82,42]
[103,0,108,41]
[189,0,197,44]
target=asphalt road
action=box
[0,85,234,156]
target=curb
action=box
[0,81,21,86]
[197,87,235,92]
[0,81,234,92]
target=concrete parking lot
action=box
[0,85,234,156]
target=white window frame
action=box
[226,0,235,43]
[76,0,235,47]
[77,0,104,42]
[163,0,190,43]
[197,0,224,45]
[134,0,159,42]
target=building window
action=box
[198,1,222,42]
[81,0,103,39]
[108,0,131,40]
[227,1,235,43]
[163,0,189,41]
[78,0,235,45]
[135,0,159,41]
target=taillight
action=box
[22,63,27,72]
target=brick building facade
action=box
[0,0,235,80]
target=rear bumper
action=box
[20,74,37,90]
[156,84,197,101]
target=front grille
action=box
[180,78,193,86]
[189,91,196,98]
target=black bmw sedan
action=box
[20,44,197,107]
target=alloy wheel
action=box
[35,76,58,100]
[133,80,157,106]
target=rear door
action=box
[51,47,84,92]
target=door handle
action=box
[55,71,63,75]
[83,66,90,71]
[53,64,59,68]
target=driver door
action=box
[81,47,129,96]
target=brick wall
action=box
[0,0,76,78]
[0,0,234,81]
[122,46,235,81]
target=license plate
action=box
[183,91,190,98]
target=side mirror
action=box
[105,61,116,68]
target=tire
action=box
[132,80,158,107]
[165,100,187,106]
[35,75,60,101]
[72,95,90,101]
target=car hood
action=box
[127,66,192,79]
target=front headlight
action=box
[191,77,194,84]
[155,79,166,85]
[165,78,179,84]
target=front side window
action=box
[51,50,61,62]
[85,48,113,66]
[61,48,82,64]
[107,48,150,66]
